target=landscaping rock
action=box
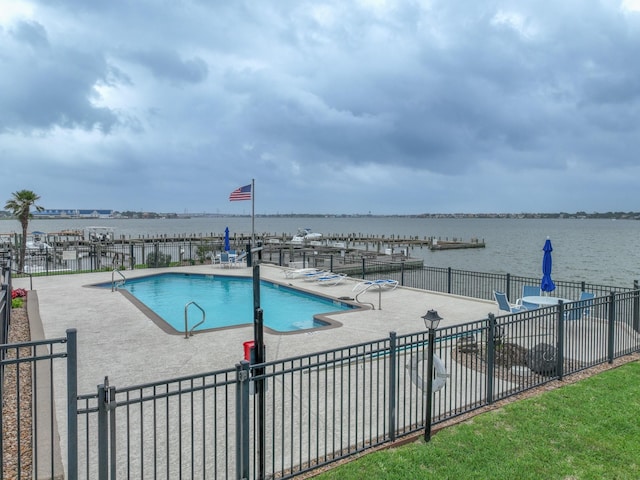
[456,335,479,353]
[526,343,558,376]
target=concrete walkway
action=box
[13,263,497,391]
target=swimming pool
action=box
[98,273,355,334]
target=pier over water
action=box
[1,229,484,275]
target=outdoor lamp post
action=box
[421,309,442,442]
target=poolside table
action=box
[522,295,572,306]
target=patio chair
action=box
[219,252,233,268]
[566,291,595,320]
[233,251,248,267]
[579,291,595,317]
[494,291,528,314]
[516,285,541,310]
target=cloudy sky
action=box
[1,1,640,215]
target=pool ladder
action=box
[354,283,383,310]
[111,269,126,292]
[184,301,206,338]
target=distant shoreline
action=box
[1,212,639,220]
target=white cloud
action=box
[0,0,34,26]
[491,10,538,39]
[621,0,640,12]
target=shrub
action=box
[12,288,27,299]
[12,297,24,309]
[146,251,171,268]
[196,244,215,264]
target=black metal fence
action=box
[3,243,640,479]
[1,331,75,480]
[68,290,640,479]
[2,291,640,479]
[8,238,636,303]
[1,251,10,347]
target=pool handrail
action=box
[184,301,206,338]
[111,269,126,292]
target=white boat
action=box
[26,232,52,252]
[291,228,323,245]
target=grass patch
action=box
[315,361,640,479]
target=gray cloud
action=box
[1,0,639,214]
[0,20,118,133]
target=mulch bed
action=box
[1,301,32,480]
[450,337,579,383]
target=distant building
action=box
[33,209,113,219]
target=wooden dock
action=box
[20,230,484,251]
[5,229,489,276]
[429,238,485,251]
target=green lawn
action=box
[314,361,640,480]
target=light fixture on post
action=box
[421,309,442,442]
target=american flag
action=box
[229,184,252,201]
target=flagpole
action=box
[251,178,255,248]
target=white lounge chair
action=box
[352,279,399,292]
[301,270,330,281]
[315,273,347,286]
[284,267,321,279]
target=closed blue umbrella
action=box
[540,237,556,293]
[224,227,230,252]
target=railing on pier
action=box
[9,236,636,306]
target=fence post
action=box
[633,280,639,333]
[236,360,251,480]
[608,292,616,363]
[388,331,397,442]
[109,384,117,480]
[154,242,160,267]
[447,267,452,294]
[97,377,110,480]
[506,273,511,301]
[362,257,366,279]
[486,314,495,404]
[557,302,565,381]
[400,261,405,287]
[66,329,78,480]
[1,283,8,346]
[330,254,333,273]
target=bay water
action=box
[1,217,638,287]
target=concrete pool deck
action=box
[13,263,498,391]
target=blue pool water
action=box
[103,273,353,333]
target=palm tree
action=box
[5,190,44,272]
